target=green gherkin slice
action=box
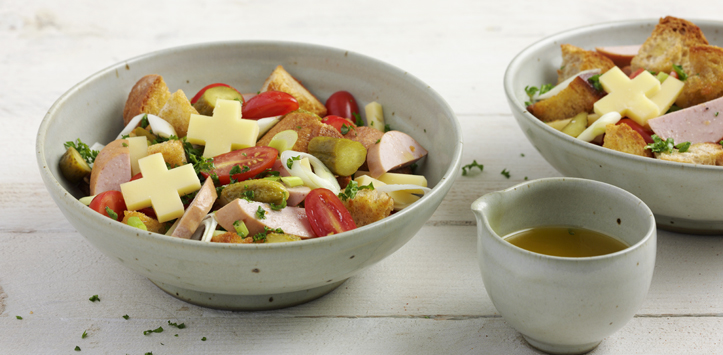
[59,147,92,183]
[307,137,367,176]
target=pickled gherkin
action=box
[307,137,366,176]
[561,112,588,138]
[193,86,243,116]
[220,179,289,206]
[59,147,92,183]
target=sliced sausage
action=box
[595,45,641,68]
[215,199,316,239]
[366,131,428,178]
[648,95,723,144]
[286,186,311,207]
[171,178,218,239]
[89,139,131,195]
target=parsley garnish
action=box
[645,135,691,153]
[104,206,118,220]
[254,169,280,179]
[353,112,364,126]
[75,346,81,351]
[252,226,284,243]
[461,160,484,176]
[123,315,129,320]
[140,114,149,128]
[143,326,164,335]
[82,330,87,339]
[338,180,374,201]
[667,104,682,114]
[122,142,128,147]
[375,139,381,144]
[181,190,198,205]
[269,200,287,211]
[287,156,301,169]
[167,321,186,329]
[121,134,130,139]
[16,316,22,320]
[202,337,207,341]
[241,190,255,202]
[64,139,99,166]
[588,74,603,91]
[182,137,214,175]
[340,123,352,135]
[501,169,511,178]
[256,206,267,220]
[716,112,719,117]
[520,153,525,157]
[229,165,250,175]
[672,64,688,81]
[524,84,554,106]
[675,141,691,153]
[89,295,100,302]
[524,176,528,180]
[384,124,392,132]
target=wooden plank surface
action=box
[1,0,722,353]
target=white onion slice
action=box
[90,142,105,152]
[280,151,340,194]
[536,69,601,101]
[116,114,144,139]
[116,114,178,141]
[375,184,432,195]
[577,112,622,142]
[257,116,281,138]
[197,213,219,242]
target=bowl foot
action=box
[150,279,347,311]
[655,214,723,235]
[522,334,601,355]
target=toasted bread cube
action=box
[123,74,171,126]
[557,44,615,84]
[261,65,327,117]
[147,139,187,168]
[341,189,393,227]
[157,89,199,138]
[602,123,653,158]
[631,16,708,74]
[256,111,342,153]
[675,45,723,108]
[527,77,605,123]
[657,142,723,165]
[122,211,166,234]
[211,232,252,244]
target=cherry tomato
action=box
[629,68,645,79]
[201,146,279,185]
[325,91,360,120]
[242,91,299,119]
[618,118,655,144]
[305,188,356,237]
[190,83,242,105]
[669,71,679,80]
[89,191,127,221]
[322,115,356,134]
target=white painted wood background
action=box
[2,0,722,353]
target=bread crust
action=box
[527,76,605,122]
[676,45,723,108]
[123,75,171,126]
[341,189,393,227]
[657,142,723,165]
[602,123,653,158]
[557,44,615,84]
[261,65,327,117]
[631,16,709,74]
[256,111,342,153]
[157,89,198,138]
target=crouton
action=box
[157,90,199,138]
[527,76,605,122]
[211,232,251,244]
[341,189,393,227]
[123,74,171,126]
[675,45,723,108]
[631,16,708,74]
[657,142,723,165]
[261,65,327,117]
[602,123,653,158]
[344,126,385,152]
[557,44,615,84]
[122,211,167,234]
[256,110,343,153]
[147,139,186,168]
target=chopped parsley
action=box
[182,137,215,175]
[140,114,149,128]
[672,64,688,81]
[254,169,280,179]
[229,164,250,175]
[353,112,364,126]
[202,337,207,341]
[75,346,81,351]
[16,316,22,320]
[461,160,484,176]
[167,321,186,329]
[256,206,267,220]
[409,162,418,173]
[123,315,129,320]
[241,190,255,202]
[587,75,603,91]
[524,84,554,106]
[253,226,284,243]
[340,123,353,135]
[645,135,691,153]
[64,139,99,166]
[675,141,691,153]
[181,190,198,205]
[338,180,374,201]
[122,142,128,147]
[501,169,511,179]
[210,173,220,186]
[287,156,301,169]
[520,153,525,157]
[375,138,381,144]
[716,112,719,117]
[121,134,130,139]
[143,326,164,335]
[88,295,100,302]
[384,123,392,132]
[269,200,287,211]
[667,104,682,114]
[82,330,87,339]
[524,176,528,180]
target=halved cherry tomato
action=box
[89,190,127,221]
[242,91,299,119]
[618,118,654,144]
[201,146,279,185]
[629,68,646,79]
[322,115,356,134]
[190,83,242,105]
[304,188,356,237]
[669,71,679,80]
[325,91,359,120]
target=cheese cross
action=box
[186,99,259,158]
[594,66,661,124]
[120,153,201,223]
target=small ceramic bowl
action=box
[471,178,656,354]
[36,41,463,310]
[504,19,723,234]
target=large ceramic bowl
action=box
[504,19,723,234]
[37,41,463,310]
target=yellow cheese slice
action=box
[356,171,427,194]
[120,153,201,222]
[126,136,148,176]
[649,76,685,123]
[186,99,259,158]
[594,67,661,125]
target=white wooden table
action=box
[2,1,722,353]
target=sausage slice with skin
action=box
[648,95,723,144]
[366,131,428,178]
[90,139,131,195]
[215,199,316,239]
[171,178,217,239]
[286,186,311,207]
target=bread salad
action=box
[59,65,429,243]
[526,16,723,166]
